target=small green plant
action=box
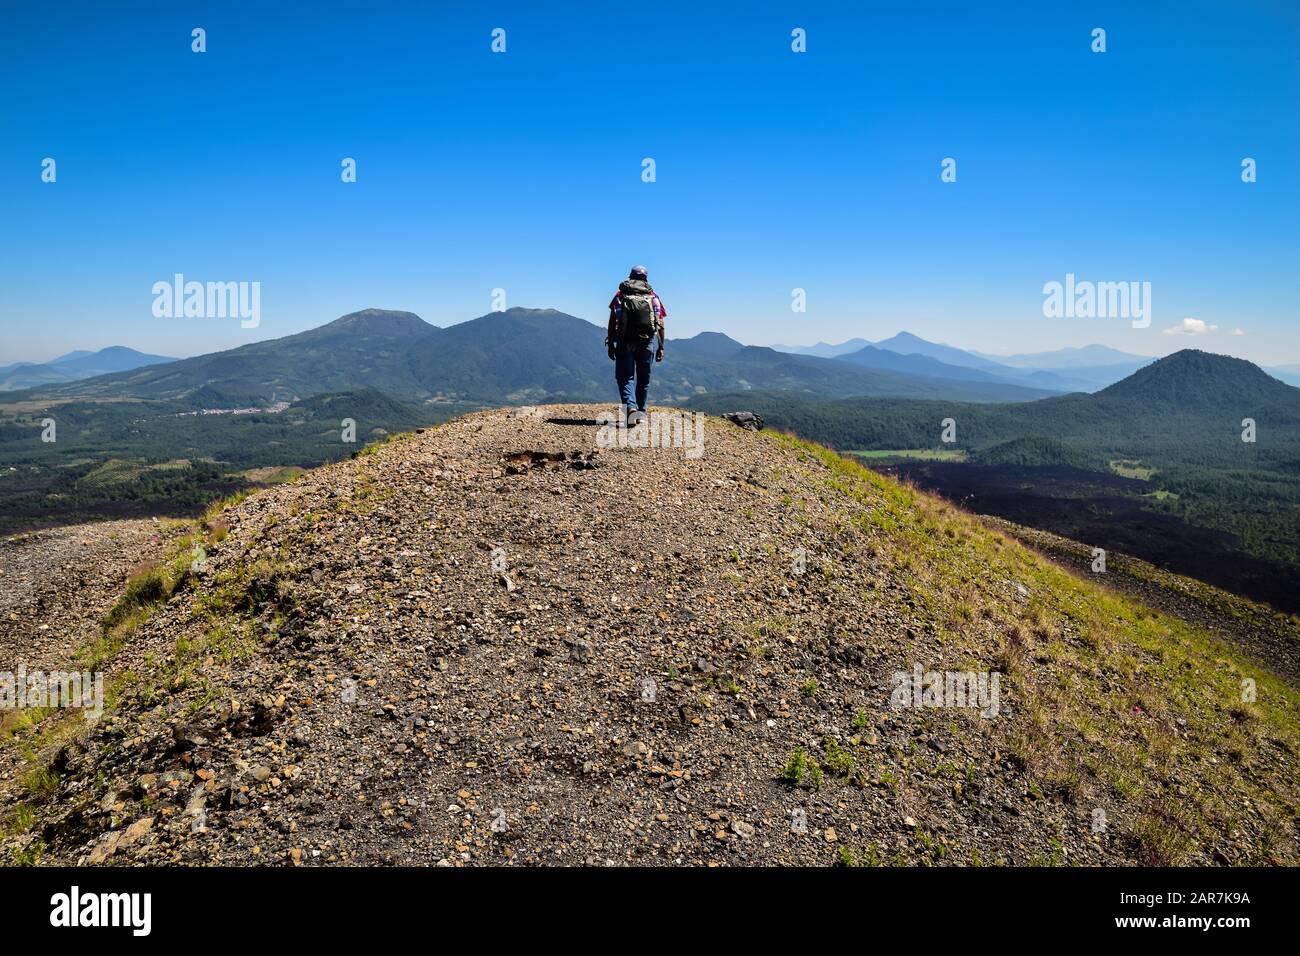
[1030,837,1067,867]
[801,679,819,699]
[779,748,823,788]
[807,758,824,790]
[21,765,60,801]
[852,709,869,730]
[10,803,36,833]
[11,837,45,867]
[824,737,854,776]
[780,747,808,785]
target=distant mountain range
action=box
[0,346,175,391]
[775,333,1300,392]
[769,338,872,358]
[971,344,1151,369]
[853,333,1153,392]
[774,332,1150,391]
[20,309,1057,408]
[15,313,1300,408]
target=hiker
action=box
[606,265,666,425]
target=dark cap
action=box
[629,265,648,278]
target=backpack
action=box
[617,279,658,345]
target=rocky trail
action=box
[2,405,1297,867]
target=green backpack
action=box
[618,279,659,345]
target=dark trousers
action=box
[615,340,653,411]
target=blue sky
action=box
[2,1,1297,365]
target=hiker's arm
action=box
[655,314,665,360]
[606,309,617,359]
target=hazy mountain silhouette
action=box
[26,308,1056,407]
[0,346,175,391]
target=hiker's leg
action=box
[614,343,636,411]
[634,346,652,411]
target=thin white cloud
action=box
[1231,327,1246,336]
[1162,318,1218,336]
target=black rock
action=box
[722,411,764,431]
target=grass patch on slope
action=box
[769,429,1300,864]
[0,488,266,834]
